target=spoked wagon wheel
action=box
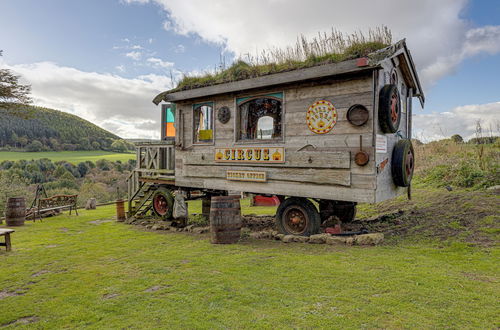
[276,198,320,236]
[152,187,174,220]
[392,139,415,187]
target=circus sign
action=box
[306,100,337,134]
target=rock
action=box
[354,233,384,245]
[326,236,347,245]
[275,234,285,241]
[271,230,279,238]
[445,185,453,191]
[259,231,273,239]
[345,237,354,245]
[249,232,262,239]
[486,185,500,192]
[308,233,330,244]
[145,224,154,229]
[185,225,195,232]
[193,227,209,234]
[241,228,251,235]
[294,236,309,243]
[282,235,295,243]
[85,198,97,210]
[151,224,160,230]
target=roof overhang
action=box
[153,39,425,107]
[153,58,376,104]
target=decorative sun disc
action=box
[306,100,337,134]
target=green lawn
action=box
[0,151,135,163]
[1,206,498,328]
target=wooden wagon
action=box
[127,39,424,236]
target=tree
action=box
[0,50,32,105]
[77,162,90,177]
[111,139,128,152]
[451,134,464,143]
[26,140,43,152]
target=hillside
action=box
[0,105,128,151]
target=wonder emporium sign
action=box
[214,147,285,163]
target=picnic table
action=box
[0,228,14,252]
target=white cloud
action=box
[125,0,500,89]
[174,44,185,53]
[421,25,500,86]
[125,51,142,60]
[115,65,126,73]
[413,102,500,142]
[131,45,144,50]
[2,61,172,139]
[146,57,175,69]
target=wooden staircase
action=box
[126,142,175,219]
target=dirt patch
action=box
[1,316,39,327]
[349,190,499,246]
[145,285,171,292]
[45,245,58,248]
[31,270,51,277]
[242,215,275,231]
[89,219,113,225]
[462,272,497,283]
[59,227,69,232]
[102,293,120,299]
[0,290,24,299]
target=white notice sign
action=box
[376,135,388,153]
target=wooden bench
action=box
[0,229,14,252]
[32,194,78,221]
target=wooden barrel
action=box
[5,197,26,226]
[202,197,211,220]
[116,199,126,222]
[210,195,241,244]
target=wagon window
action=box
[238,97,282,141]
[193,103,214,143]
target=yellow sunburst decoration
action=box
[306,100,337,134]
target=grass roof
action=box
[170,27,392,93]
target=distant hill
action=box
[0,105,131,152]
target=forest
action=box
[0,105,134,152]
[0,158,134,215]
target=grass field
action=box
[1,205,498,328]
[0,151,135,163]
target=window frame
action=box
[192,101,215,146]
[234,91,285,144]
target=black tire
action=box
[378,84,401,133]
[152,187,174,219]
[392,139,415,187]
[276,197,321,236]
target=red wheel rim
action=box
[405,148,414,178]
[390,92,399,124]
[283,206,309,235]
[153,194,169,216]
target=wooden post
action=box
[5,233,11,252]
[407,88,413,200]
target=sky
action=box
[0,0,499,141]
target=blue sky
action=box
[0,0,499,139]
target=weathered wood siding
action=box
[174,72,378,203]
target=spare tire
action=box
[392,139,414,187]
[379,84,401,133]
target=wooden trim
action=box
[158,59,375,102]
